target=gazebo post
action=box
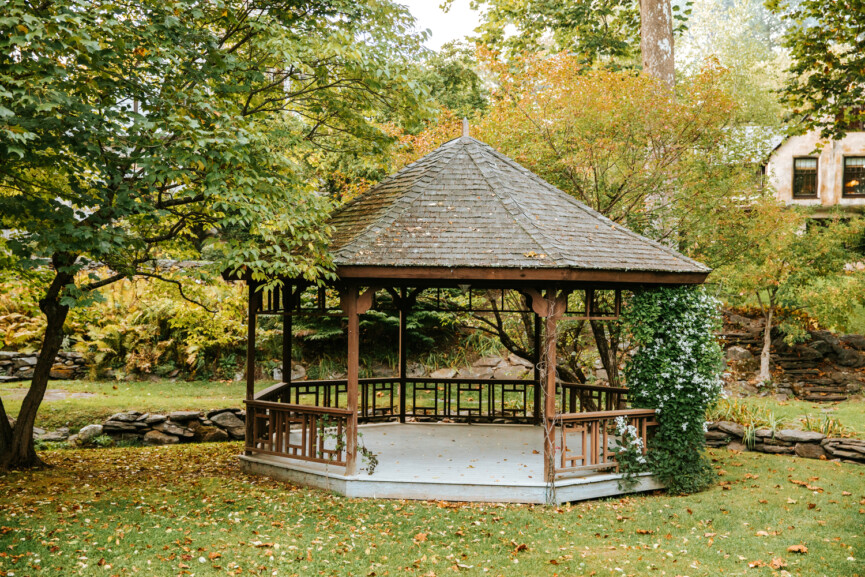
[245,280,259,455]
[533,313,541,425]
[398,287,408,424]
[543,291,558,483]
[344,285,360,475]
[282,289,292,388]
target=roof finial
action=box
[462,117,469,138]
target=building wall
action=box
[767,130,865,212]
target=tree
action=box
[413,42,490,119]
[0,0,427,469]
[640,0,675,85]
[768,0,865,139]
[716,201,865,382]
[453,0,641,64]
[394,55,758,381]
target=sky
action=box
[398,0,482,51]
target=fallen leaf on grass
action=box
[770,557,787,569]
[787,544,808,554]
[413,533,427,544]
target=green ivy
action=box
[622,286,725,494]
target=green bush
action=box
[622,286,725,494]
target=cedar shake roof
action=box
[328,136,710,278]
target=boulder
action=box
[154,421,194,438]
[430,368,457,379]
[407,363,426,378]
[507,353,534,369]
[725,346,753,362]
[810,340,835,357]
[168,411,200,422]
[291,364,307,381]
[226,426,246,440]
[210,411,244,430]
[774,429,825,443]
[794,443,827,459]
[493,366,529,380]
[704,430,730,441]
[77,424,104,443]
[12,356,38,368]
[103,420,140,432]
[143,430,180,446]
[38,428,69,442]
[207,408,236,420]
[143,414,167,425]
[755,443,795,454]
[472,356,503,368]
[108,411,141,422]
[841,334,865,351]
[49,366,76,379]
[727,441,747,452]
[716,421,746,438]
[835,348,865,367]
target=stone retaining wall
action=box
[705,420,865,464]
[30,408,247,447]
[0,351,88,382]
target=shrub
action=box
[622,286,725,494]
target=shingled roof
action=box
[328,136,710,281]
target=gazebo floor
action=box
[239,423,663,504]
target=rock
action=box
[835,348,865,367]
[841,334,865,350]
[430,368,457,379]
[727,441,747,452]
[774,393,790,401]
[272,368,282,381]
[210,411,244,430]
[13,356,38,368]
[143,430,180,445]
[774,429,825,443]
[291,365,306,381]
[794,443,827,459]
[32,426,46,436]
[0,351,17,360]
[594,369,609,381]
[726,346,753,362]
[143,414,167,424]
[508,353,534,369]
[754,428,775,438]
[704,430,730,441]
[195,423,230,442]
[755,443,795,454]
[472,356,503,368]
[103,420,140,432]
[49,366,76,379]
[207,408,236,419]
[810,330,840,347]
[154,421,194,438]
[493,366,529,380]
[455,367,481,379]
[38,428,69,442]
[168,411,200,422]
[67,434,79,445]
[716,421,745,438]
[226,426,246,440]
[407,363,426,378]
[108,411,141,422]
[77,424,104,443]
[810,340,835,356]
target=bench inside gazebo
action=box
[235,128,710,504]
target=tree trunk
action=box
[0,266,73,470]
[590,320,621,387]
[640,0,675,87]
[759,304,773,383]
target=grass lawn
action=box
[0,443,862,576]
[729,396,865,438]
[0,379,263,430]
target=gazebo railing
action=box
[245,399,353,466]
[554,408,657,478]
[560,382,629,413]
[256,377,539,423]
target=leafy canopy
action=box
[768,0,865,139]
[0,0,429,297]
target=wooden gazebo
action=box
[237,130,710,503]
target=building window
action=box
[792,157,818,198]
[843,157,865,198]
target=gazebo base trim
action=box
[238,423,664,504]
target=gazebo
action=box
[237,128,710,504]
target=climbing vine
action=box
[622,286,725,494]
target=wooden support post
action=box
[398,287,408,423]
[282,312,292,385]
[533,313,541,425]
[344,286,360,475]
[245,281,259,455]
[543,295,558,483]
